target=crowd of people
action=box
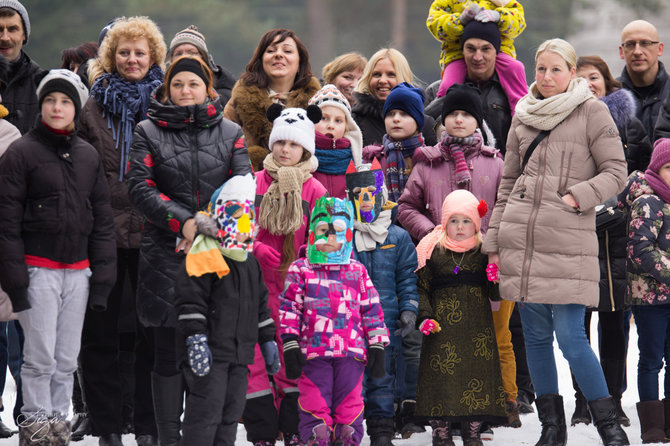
[1,0,670,445]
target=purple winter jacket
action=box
[397,142,504,242]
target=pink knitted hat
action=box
[649,138,670,173]
[440,189,487,232]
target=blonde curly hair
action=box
[88,16,166,85]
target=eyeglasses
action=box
[621,40,660,50]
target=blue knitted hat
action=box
[383,82,425,131]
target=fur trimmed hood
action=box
[226,77,321,170]
[601,88,636,131]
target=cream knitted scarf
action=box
[515,77,593,131]
[258,154,313,235]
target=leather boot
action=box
[428,419,455,446]
[601,359,630,427]
[637,400,667,444]
[535,394,567,446]
[397,399,425,439]
[589,397,629,446]
[151,372,183,446]
[461,421,483,446]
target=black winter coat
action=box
[127,89,252,327]
[0,52,46,135]
[352,92,437,147]
[0,122,116,311]
[596,198,629,312]
[213,64,235,108]
[618,61,670,141]
[174,254,275,365]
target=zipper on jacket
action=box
[520,139,548,300]
[605,229,615,311]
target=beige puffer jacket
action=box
[482,98,627,306]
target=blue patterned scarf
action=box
[90,65,164,180]
[383,133,424,202]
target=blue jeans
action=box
[364,336,399,419]
[632,304,670,401]
[519,303,608,401]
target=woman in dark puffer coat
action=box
[127,56,251,445]
[563,55,653,428]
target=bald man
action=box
[616,20,669,141]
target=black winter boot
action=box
[636,400,667,444]
[428,419,455,446]
[663,398,670,438]
[601,359,630,427]
[461,421,483,446]
[589,397,629,446]
[396,400,425,439]
[151,372,183,446]
[367,418,395,446]
[535,394,567,446]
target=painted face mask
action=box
[345,158,385,223]
[308,197,354,265]
[214,199,256,253]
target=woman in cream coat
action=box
[483,39,629,446]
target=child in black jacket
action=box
[175,173,280,446]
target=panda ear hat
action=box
[267,105,320,157]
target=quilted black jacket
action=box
[127,89,251,327]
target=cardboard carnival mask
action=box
[213,173,256,254]
[308,197,354,265]
[345,158,385,223]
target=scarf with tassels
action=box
[441,132,481,185]
[383,133,424,202]
[258,154,313,235]
[314,131,353,174]
[90,65,164,180]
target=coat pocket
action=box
[23,194,61,233]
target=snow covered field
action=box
[0,315,664,445]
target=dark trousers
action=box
[80,248,156,436]
[0,320,24,422]
[181,362,248,446]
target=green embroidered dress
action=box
[415,246,507,424]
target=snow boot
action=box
[589,397,629,446]
[306,423,331,446]
[428,420,455,446]
[570,386,591,426]
[333,424,356,446]
[396,400,425,439]
[535,394,567,446]
[367,417,395,446]
[461,421,483,446]
[636,400,667,444]
[601,359,630,427]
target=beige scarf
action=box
[258,154,313,235]
[515,77,593,131]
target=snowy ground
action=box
[0,315,664,445]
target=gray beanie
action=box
[0,0,29,44]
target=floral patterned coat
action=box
[626,179,670,305]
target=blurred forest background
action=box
[23,0,670,86]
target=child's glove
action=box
[186,334,212,377]
[486,263,499,282]
[367,343,386,379]
[394,310,417,339]
[282,337,306,380]
[253,241,281,269]
[459,3,482,25]
[475,9,501,23]
[419,319,441,336]
[260,341,281,375]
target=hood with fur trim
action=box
[600,88,636,131]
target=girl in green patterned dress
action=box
[414,189,506,446]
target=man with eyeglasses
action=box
[617,20,668,141]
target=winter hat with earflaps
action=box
[308,84,363,165]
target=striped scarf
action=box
[440,132,481,185]
[383,133,424,202]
